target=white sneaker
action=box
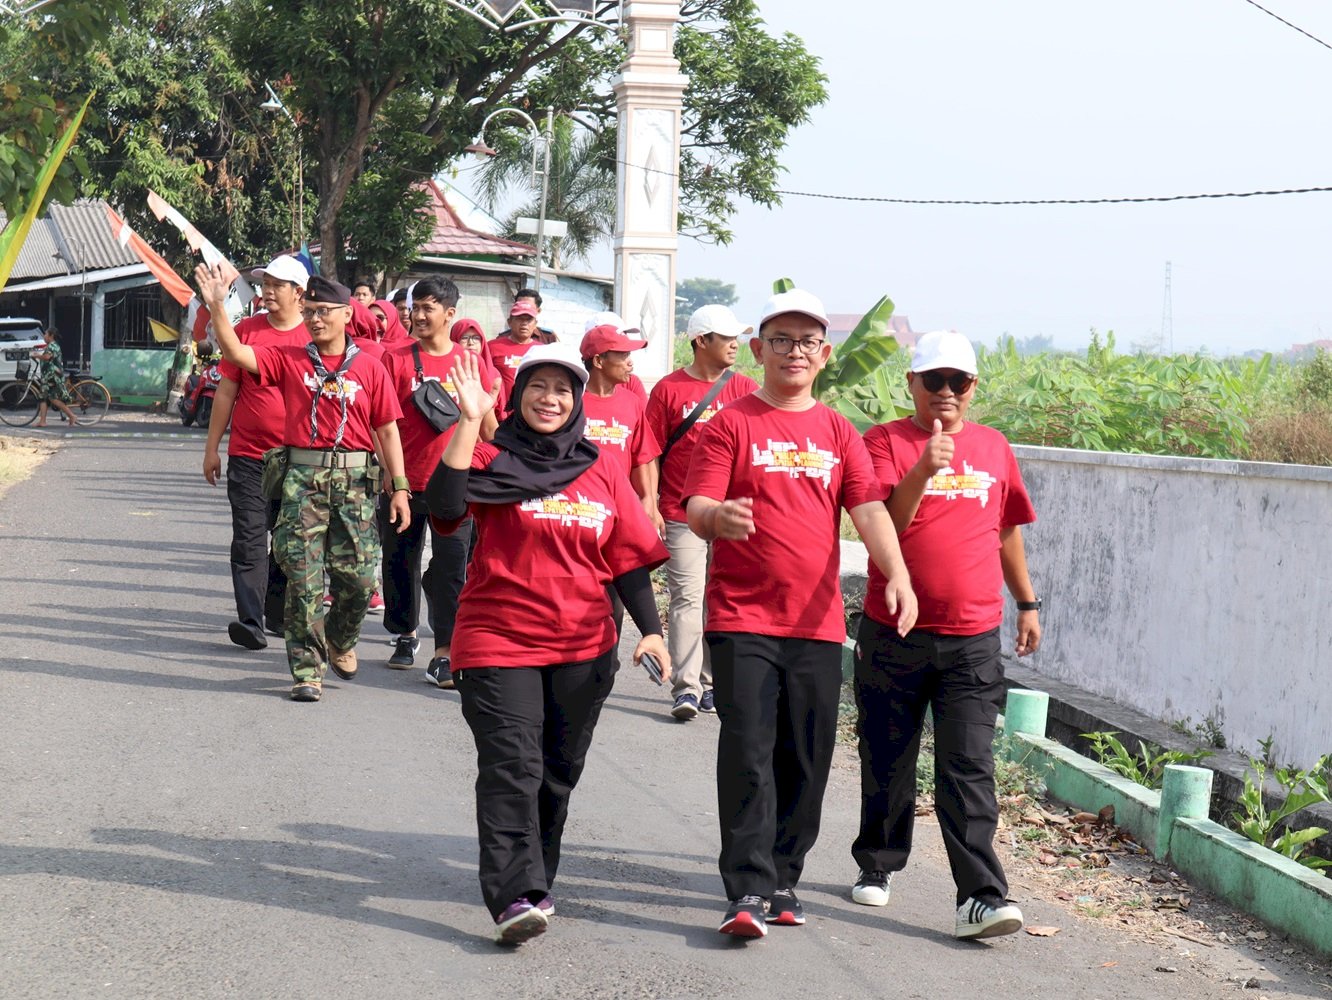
[955,894,1023,939]
[851,869,891,906]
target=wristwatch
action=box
[1016,598,1042,612]
[391,475,411,493]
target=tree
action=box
[0,2,123,219]
[674,277,738,333]
[224,0,827,279]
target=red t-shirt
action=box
[645,368,758,523]
[582,390,661,480]
[624,374,647,404]
[383,341,499,492]
[351,336,387,365]
[433,445,669,669]
[253,343,402,452]
[488,333,542,398]
[863,417,1036,635]
[682,396,884,643]
[219,315,309,459]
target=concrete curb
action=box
[1002,693,1332,960]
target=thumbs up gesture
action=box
[916,418,954,476]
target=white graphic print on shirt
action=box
[924,460,997,507]
[751,437,840,489]
[585,416,631,452]
[519,491,612,538]
[302,371,364,405]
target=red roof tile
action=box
[418,180,535,258]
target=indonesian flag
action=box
[105,205,192,307]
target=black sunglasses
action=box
[917,370,976,393]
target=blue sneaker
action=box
[671,693,699,721]
[699,689,717,713]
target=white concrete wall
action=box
[1009,446,1332,767]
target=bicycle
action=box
[0,360,111,427]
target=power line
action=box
[769,184,1332,206]
[1240,0,1332,52]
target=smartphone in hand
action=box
[639,651,664,685]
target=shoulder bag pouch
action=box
[410,344,460,434]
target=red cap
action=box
[579,324,648,359]
[509,299,539,318]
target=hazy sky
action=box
[667,0,1332,355]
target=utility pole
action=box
[1161,261,1173,355]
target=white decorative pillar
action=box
[612,0,687,388]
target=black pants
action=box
[852,617,1008,905]
[456,650,618,920]
[225,455,287,637]
[707,632,842,900]
[379,496,473,644]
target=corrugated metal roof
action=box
[47,199,139,270]
[9,218,68,282]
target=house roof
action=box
[418,180,535,258]
[0,198,141,286]
[826,312,916,345]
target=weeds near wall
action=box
[1082,731,1215,790]
[1230,754,1332,872]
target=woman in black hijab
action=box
[426,343,670,946]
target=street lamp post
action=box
[260,82,303,245]
[466,107,553,291]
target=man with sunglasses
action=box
[850,329,1041,941]
[683,288,917,938]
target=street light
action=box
[260,82,303,246]
[468,106,555,291]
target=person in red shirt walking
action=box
[851,330,1040,940]
[380,277,500,683]
[683,288,917,939]
[199,266,411,703]
[645,304,758,721]
[425,344,669,946]
[203,254,309,650]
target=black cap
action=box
[305,276,351,305]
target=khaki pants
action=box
[664,519,712,699]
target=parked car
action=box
[0,317,48,384]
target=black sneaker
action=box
[425,656,455,689]
[699,689,717,713]
[956,893,1023,940]
[227,621,267,650]
[851,869,891,906]
[718,895,768,938]
[766,888,805,925]
[386,634,419,669]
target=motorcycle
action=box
[179,348,223,427]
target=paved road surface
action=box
[1,424,1326,998]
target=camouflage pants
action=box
[273,464,380,682]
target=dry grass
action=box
[0,436,56,499]
[1245,405,1332,466]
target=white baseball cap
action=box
[910,330,978,375]
[514,341,590,387]
[686,304,752,339]
[760,288,829,330]
[583,310,641,334]
[252,254,309,290]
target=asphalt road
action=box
[1,423,1326,999]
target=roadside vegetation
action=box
[0,436,55,499]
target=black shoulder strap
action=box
[412,343,424,378]
[660,369,734,463]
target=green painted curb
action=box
[1001,729,1332,959]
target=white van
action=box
[0,317,48,384]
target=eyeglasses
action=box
[301,306,345,321]
[763,336,825,355]
[917,371,977,393]
[458,334,483,345]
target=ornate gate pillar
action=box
[612,0,687,387]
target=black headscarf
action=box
[466,362,600,504]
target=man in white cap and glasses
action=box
[203,253,310,650]
[645,303,759,721]
[849,329,1040,941]
[682,288,917,938]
